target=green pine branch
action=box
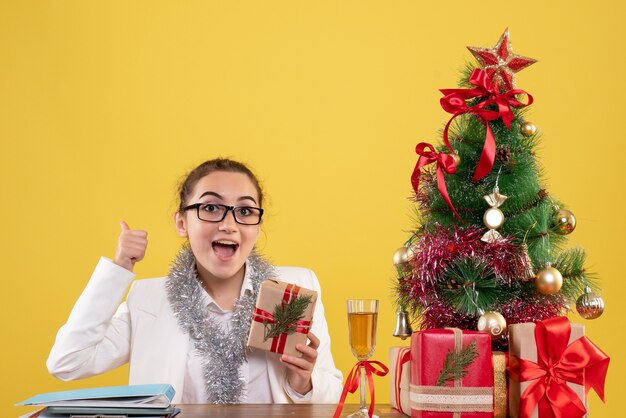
[436,339,479,386]
[439,257,502,315]
[554,247,600,298]
[263,294,313,341]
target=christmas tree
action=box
[394,29,605,348]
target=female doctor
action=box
[47,158,343,404]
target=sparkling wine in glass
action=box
[347,299,379,418]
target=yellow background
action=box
[2,1,624,416]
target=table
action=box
[175,404,404,417]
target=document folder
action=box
[17,384,178,418]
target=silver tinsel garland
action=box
[166,245,275,403]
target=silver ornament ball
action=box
[576,291,605,320]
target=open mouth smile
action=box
[212,240,239,259]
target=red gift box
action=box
[410,328,494,418]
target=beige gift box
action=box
[508,322,587,418]
[246,279,317,357]
[389,346,411,416]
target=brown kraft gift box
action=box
[508,322,586,418]
[247,279,317,357]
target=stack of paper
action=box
[17,384,179,418]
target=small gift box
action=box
[410,328,494,418]
[508,317,609,418]
[389,346,411,416]
[246,279,317,357]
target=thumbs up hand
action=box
[113,221,148,272]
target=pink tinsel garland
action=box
[403,225,566,331]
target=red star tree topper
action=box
[467,28,537,90]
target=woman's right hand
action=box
[113,221,148,272]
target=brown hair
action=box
[177,158,264,211]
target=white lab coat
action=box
[47,257,343,404]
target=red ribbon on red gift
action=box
[509,317,610,418]
[440,68,533,182]
[411,142,461,219]
[333,360,389,418]
[393,348,411,414]
[251,284,312,354]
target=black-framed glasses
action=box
[182,203,264,225]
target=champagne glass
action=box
[347,299,379,418]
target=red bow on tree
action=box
[509,317,610,418]
[440,68,533,182]
[411,142,460,219]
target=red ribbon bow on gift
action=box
[509,317,610,418]
[333,360,389,418]
[440,68,533,182]
[411,142,460,219]
[251,284,312,354]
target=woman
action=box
[47,158,343,404]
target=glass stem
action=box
[359,364,367,411]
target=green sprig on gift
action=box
[435,339,478,386]
[263,294,313,341]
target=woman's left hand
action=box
[280,331,320,395]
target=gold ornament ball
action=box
[522,266,536,282]
[520,121,537,137]
[452,153,461,167]
[554,209,576,235]
[393,246,414,267]
[576,292,605,319]
[477,311,507,339]
[483,207,505,229]
[534,266,563,295]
